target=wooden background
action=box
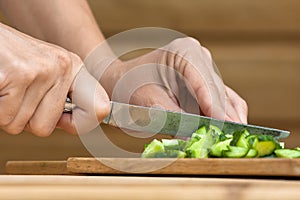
[1,0,300,173]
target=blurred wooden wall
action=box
[1,0,300,173]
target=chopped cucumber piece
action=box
[186,129,218,158]
[210,139,232,157]
[186,139,210,158]
[195,126,207,135]
[154,150,186,158]
[209,125,224,136]
[161,139,188,151]
[223,146,249,158]
[142,126,294,159]
[225,134,233,139]
[275,149,300,158]
[231,130,250,148]
[162,139,179,146]
[246,135,259,148]
[245,149,258,158]
[253,140,277,157]
[279,142,285,149]
[295,147,300,151]
[142,139,165,158]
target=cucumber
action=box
[246,135,259,148]
[223,146,249,158]
[186,139,209,158]
[142,139,165,158]
[186,129,218,158]
[253,140,277,157]
[231,130,250,148]
[162,139,179,147]
[142,126,294,159]
[210,139,232,157]
[161,139,188,151]
[275,149,300,158]
[154,150,186,158]
[195,126,207,136]
[209,125,224,136]
[245,149,258,158]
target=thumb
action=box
[57,67,110,135]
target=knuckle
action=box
[29,122,55,137]
[56,51,73,75]
[0,112,15,126]
[96,100,111,122]
[171,37,201,47]
[3,126,23,135]
[19,68,36,84]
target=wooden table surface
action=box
[0,175,299,200]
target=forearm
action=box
[0,0,106,59]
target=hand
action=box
[0,23,110,136]
[98,37,247,124]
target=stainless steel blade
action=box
[64,101,290,139]
[101,102,290,139]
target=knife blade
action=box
[64,101,290,139]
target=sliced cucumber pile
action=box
[141,126,300,158]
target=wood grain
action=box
[1,175,300,200]
[67,157,300,177]
[6,161,71,175]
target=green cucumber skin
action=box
[222,146,249,158]
[142,126,297,159]
[245,149,258,158]
[210,139,232,157]
[275,149,300,158]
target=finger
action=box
[163,38,227,120]
[130,84,182,112]
[3,78,52,134]
[26,79,70,137]
[57,67,111,135]
[184,64,226,120]
[0,86,27,129]
[226,86,248,124]
[224,97,242,123]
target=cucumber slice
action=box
[141,139,165,158]
[275,149,300,158]
[209,125,224,136]
[295,147,300,151]
[186,127,207,148]
[186,139,208,158]
[253,140,276,157]
[162,139,179,147]
[161,139,188,151]
[246,135,258,148]
[186,129,218,158]
[225,134,233,139]
[210,139,232,157]
[154,150,186,158]
[195,126,207,135]
[223,146,249,158]
[231,130,249,148]
[245,149,258,158]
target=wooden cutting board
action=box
[6,157,300,177]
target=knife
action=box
[64,101,290,139]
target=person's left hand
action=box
[91,37,248,124]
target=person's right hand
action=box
[0,23,110,136]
